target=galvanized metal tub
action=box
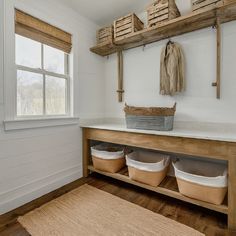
[124,103,176,131]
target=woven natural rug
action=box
[18,184,204,236]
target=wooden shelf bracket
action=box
[212,16,221,99]
[117,50,124,102]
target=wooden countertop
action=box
[80,120,236,143]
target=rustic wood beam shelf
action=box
[90,2,236,57]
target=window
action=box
[14,9,72,119]
[3,9,77,131]
[16,34,69,117]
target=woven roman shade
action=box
[15,9,72,53]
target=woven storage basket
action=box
[126,151,170,187]
[91,144,125,173]
[124,103,176,131]
[147,0,180,27]
[173,159,228,205]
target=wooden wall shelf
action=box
[90,1,236,56]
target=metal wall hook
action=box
[167,37,174,45]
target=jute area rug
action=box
[18,184,204,236]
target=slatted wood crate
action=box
[97,26,113,45]
[147,0,180,28]
[192,0,224,12]
[114,14,144,41]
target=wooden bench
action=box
[82,127,236,231]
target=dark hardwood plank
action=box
[1,174,233,236]
[0,223,29,236]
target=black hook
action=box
[167,38,173,45]
[165,38,173,56]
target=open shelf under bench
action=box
[88,165,228,215]
[90,1,236,56]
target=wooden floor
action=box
[0,173,232,236]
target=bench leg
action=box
[83,130,90,178]
[228,152,236,231]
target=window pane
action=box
[15,34,41,68]
[17,70,43,116]
[44,45,65,74]
[46,76,66,115]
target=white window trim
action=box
[4,117,79,131]
[3,2,78,131]
[0,1,4,104]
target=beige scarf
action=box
[160,42,185,96]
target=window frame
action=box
[3,4,79,131]
[15,34,71,119]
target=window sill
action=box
[3,117,79,131]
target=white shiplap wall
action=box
[104,1,236,124]
[0,125,82,213]
[0,0,105,214]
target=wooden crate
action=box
[192,0,224,12]
[114,13,144,41]
[97,26,113,45]
[147,0,180,28]
[147,1,169,27]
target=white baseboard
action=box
[0,165,83,214]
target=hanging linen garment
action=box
[160,42,185,96]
